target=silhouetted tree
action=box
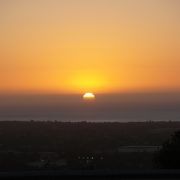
[154,131,180,169]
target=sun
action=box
[83,92,95,100]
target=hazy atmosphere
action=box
[0,0,180,122]
[0,92,180,121]
[1,0,180,94]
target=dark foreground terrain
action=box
[0,121,179,171]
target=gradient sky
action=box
[0,0,180,94]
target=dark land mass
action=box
[0,121,179,171]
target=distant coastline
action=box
[0,118,179,122]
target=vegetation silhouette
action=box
[154,131,180,169]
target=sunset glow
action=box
[0,0,180,94]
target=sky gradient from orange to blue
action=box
[0,0,180,94]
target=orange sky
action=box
[0,0,180,94]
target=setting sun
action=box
[83,92,95,100]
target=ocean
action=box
[0,93,180,122]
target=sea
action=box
[0,93,180,122]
